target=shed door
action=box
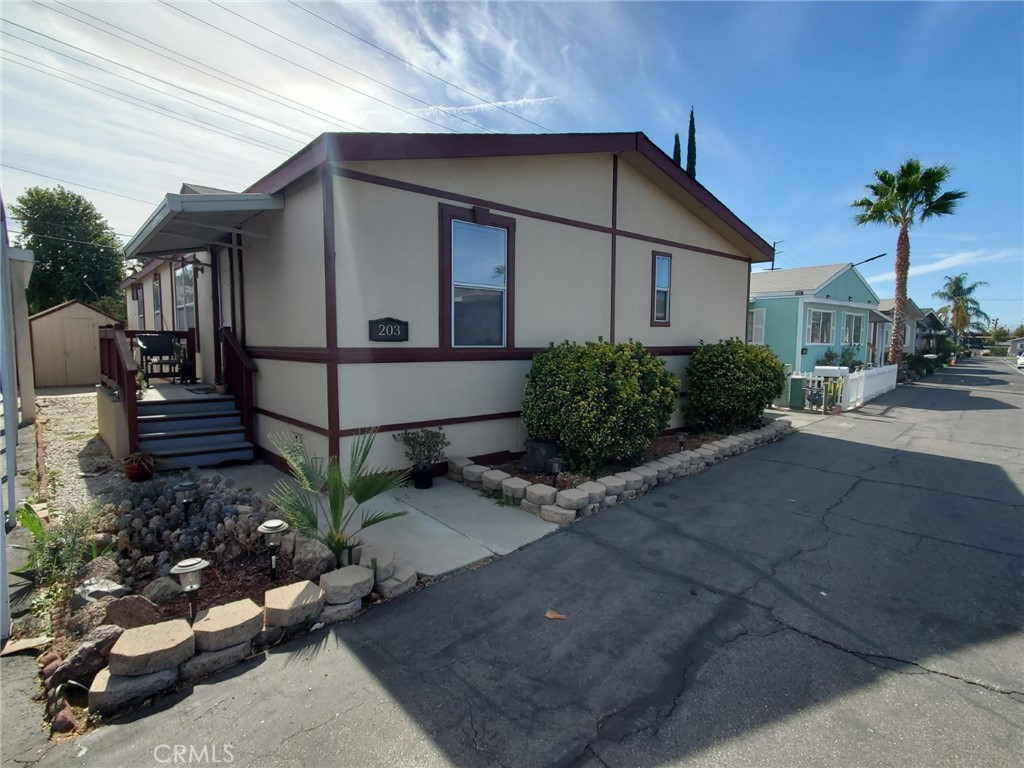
[61,318,101,385]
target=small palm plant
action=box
[269,430,409,568]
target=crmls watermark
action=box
[152,744,234,764]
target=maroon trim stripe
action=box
[338,410,522,438]
[248,345,695,364]
[254,407,329,436]
[322,166,340,458]
[610,155,618,343]
[332,166,751,264]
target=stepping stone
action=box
[540,505,576,526]
[525,484,557,505]
[107,619,194,677]
[89,667,178,716]
[319,565,374,605]
[556,488,589,510]
[615,471,644,491]
[180,641,250,683]
[501,476,531,500]
[264,581,325,628]
[596,475,626,496]
[576,481,607,505]
[482,469,511,490]
[320,599,362,624]
[357,545,395,581]
[375,564,417,599]
[192,599,263,653]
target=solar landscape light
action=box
[257,519,290,580]
[174,479,200,523]
[170,557,209,625]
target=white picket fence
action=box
[841,365,898,409]
[801,365,898,412]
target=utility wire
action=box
[157,0,458,134]
[287,0,555,133]
[209,0,494,134]
[7,227,125,252]
[10,214,135,240]
[37,0,368,132]
[1,163,154,204]
[3,53,295,156]
[2,25,313,145]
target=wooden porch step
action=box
[150,441,255,472]
[140,426,247,451]
[138,408,242,434]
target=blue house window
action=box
[843,313,864,345]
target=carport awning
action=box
[124,193,284,260]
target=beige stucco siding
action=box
[243,173,325,347]
[333,176,439,347]
[341,154,613,227]
[254,358,328,432]
[256,414,329,466]
[515,220,611,346]
[616,162,745,257]
[348,418,526,470]
[337,359,530,431]
[614,237,747,345]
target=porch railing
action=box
[98,324,139,453]
[125,329,196,381]
[221,327,256,442]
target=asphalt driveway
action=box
[17,357,1024,768]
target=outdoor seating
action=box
[137,334,179,381]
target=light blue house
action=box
[748,263,890,374]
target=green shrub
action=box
[684,338,785,432]
[521,340,680,473]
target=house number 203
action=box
[368,317,409,342]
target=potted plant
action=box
[393,427,450,489]
[214,375,227,396]
[122,449,156,482]
[135,370,148,400]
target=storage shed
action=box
[30,300,119,387]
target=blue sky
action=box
[2,1,1021,327]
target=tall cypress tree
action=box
[685,107,697,178]
[672,133,681,166]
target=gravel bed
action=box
[37,393,133,514]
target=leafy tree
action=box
[852,160,966,369]
[685,107,697,178]
[672,133,682,166]
[1010,323,1024,339]
[932,273,990,345]
[10,186,125,315]
[986,324,1009,344]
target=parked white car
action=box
[1016,353,1024,368]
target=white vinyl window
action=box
[652,253,672,324]
[174,264,195,331]
[747,308,765,344]
[807,309,834,344]
[132,284,144,330]
[843,313,864,345]
[452,220,506,347]
[152,274,162,330]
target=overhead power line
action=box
[37,0,368,132]
[286,0,555,133]
[1,25,314,145]
[209,0,495,134]
[3,53,295,156]
[7,227,125,252]
[157,0,459,134]
[0,163,155,204]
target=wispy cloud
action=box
[412,96,558,117]
[865,248,1021,284]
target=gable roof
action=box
[878,297,925,321]
[29,299,119,323]
[245,131,774,263]
[180,183,235,195]
[749,263,849,295]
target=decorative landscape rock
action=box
[501,477,531,500]
[89,667,179,716]
[180,641,251,683]
[264,580,325,628]
[525,484,557,506]
[320,599,362,624]
[75,555,121,584]
[555,488,588,510]
[66,596,116,638]
[615,471,644,491]
[375,563,417,600]
[72,578,129,610]
[576,481,606,504]
[108,619,195,677]
[461,465,489,487]
[447,456,473,480]
[293,538,337,581]
[141,576,182,604]
[319,565,374,605]
[481,469,511,490]
[540,504,576,526]
[192,599,263,653]
[104,595,163,630]
[50,624,124,689]
[357,545,395,581]
[633,466,658,487]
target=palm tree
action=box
[269,430,408,567]
[933,273,990,346]
[852,159,966,369]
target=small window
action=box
[807,309,834,344]
[134,283,145,330]
[651,252,672,326]
[174,264,196,332]
[843,313,864,345]
[747,308,765,345]
[152,274,162,330]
